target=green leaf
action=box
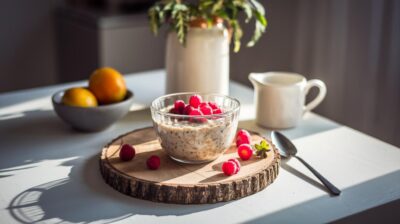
[254,9,267,27]
[250,0,265,15]
[199,0,214,10]
[163,1,174,11]
[227,1,238,18]
[230,20,243,52]
[241,3,253,23]
[174,3,188,11]
[216,10,230,20]
[253,139,271,158]
[212,0,224,14]
[261,139,268,148]
[172,3,188,17]
[171,4,189,45]
[247,9,267,47]
[148,5,161,35]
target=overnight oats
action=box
[151,93,240,164]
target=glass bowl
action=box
[150,93,240,164]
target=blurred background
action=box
[0,0,399,146]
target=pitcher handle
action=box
[304,79,327,114]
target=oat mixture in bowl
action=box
[150,93,240,164]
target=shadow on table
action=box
[0,106,152,176]
[246,170,400,223]
[332,198,400,224]
[3,107,204,223]
[0,109,89,176]
[239,118,336,194]
[280,159,329,194]
[7,154,228,223]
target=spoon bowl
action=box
[271,131,297,158]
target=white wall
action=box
[291,0,400,146]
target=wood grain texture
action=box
[100,127,280,204]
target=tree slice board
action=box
[100,127,280,204]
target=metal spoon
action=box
[271,131,341,196]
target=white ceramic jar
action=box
[165,26,230,95]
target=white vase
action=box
[165,26,230,95]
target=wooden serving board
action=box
[100,127,280,204]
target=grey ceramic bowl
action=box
[52,89,134,132]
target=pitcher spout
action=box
[248,73,265,89]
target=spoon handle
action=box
[294,155,341,196]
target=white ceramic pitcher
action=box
[249,72,327,129]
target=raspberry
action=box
[222,161,237,176]
[208,102,218,110]
[189,109,206,123]
[213,108,222,114]
[119,144,135,161]
[174,100,185,113]
[200,105,213,115]
[183,105,194,115]
[199,102,208,108]
[238,144,253,161]
[236,129,251,147]
[228,158,241,174]
[146,155,160,170]
[189,95,202,108]
[169,108,179,114]
[189,108,203,116]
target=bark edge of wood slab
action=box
[99,127,280,204]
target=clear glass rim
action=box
[151,92,241,118]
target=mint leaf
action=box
[253,139,271,158]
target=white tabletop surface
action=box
[0,70,399,224]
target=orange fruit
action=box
[62,88,98,107]
[88,67,127,104]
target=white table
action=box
[1,70,399,224]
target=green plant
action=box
[148,0,267,52]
